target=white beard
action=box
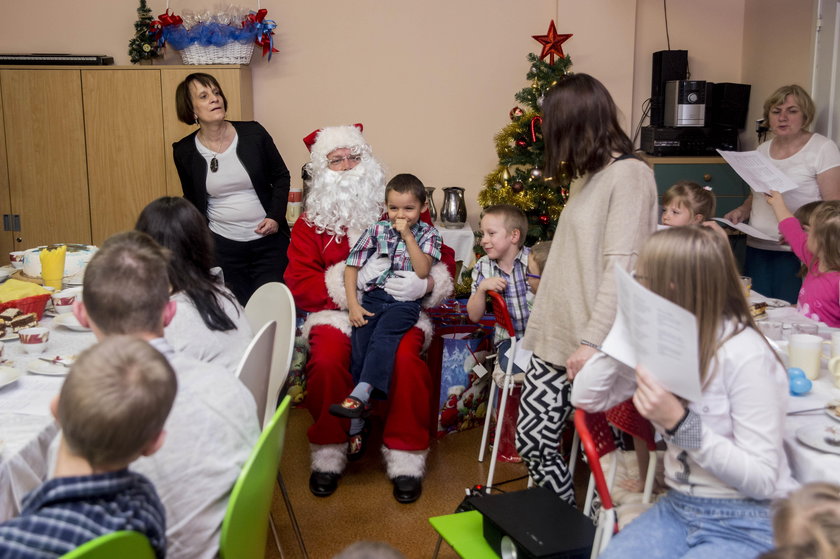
[304,159,385,241]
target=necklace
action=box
[202,123,227,173]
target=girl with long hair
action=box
[572,226,796,558]
[136,196,252,370]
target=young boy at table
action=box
[467,205,531,369]
[73,231,260,559]
[332,174,441,453]
[0,336,176,558]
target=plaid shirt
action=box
[471,247,531,341]
[346,220,442,291]
[0,469,167,559]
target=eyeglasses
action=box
[526,273,541,280]
[327,154,363,167]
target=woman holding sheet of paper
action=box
[515,73,658,503]
[724,85,840,303]
[572,226,796,559]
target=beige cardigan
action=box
[522,157,658,366]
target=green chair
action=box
[219,394,292,559]
[60,531,155,558]
[429,510,499,558]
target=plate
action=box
[0,365,23,388]
[52,313,89,331]
[0,331,18,342]
[825,406,840,422]
[0,269,10,283]
[26,359,69,376]
[796,425,840,454]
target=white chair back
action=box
[235,320,277,426]
[244,282,297,428]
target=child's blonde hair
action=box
[58,336,177,470]
[635,226,756,384]
[765,482,840,559]
[529,241,552,275]
[481,205,528,247]
[807,201,840,274]
[662,181,716,222]
[794,201,822,278]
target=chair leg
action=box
[485,371,513,491]
[478,381,497,462]
[569,428,580,478]
[432,535,443,559]
[277,473,309,558]
[268,515,285,559]
[642,451,657,504]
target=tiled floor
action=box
[265,407,535,559]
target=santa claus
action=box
[285,124,454,503]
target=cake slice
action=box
[9,312,37,332]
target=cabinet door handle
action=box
[703,173,712,182]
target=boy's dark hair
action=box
[385,173,426,205]
[482,205,528,248]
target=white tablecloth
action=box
[0,314,97,520]
[438,222,475,268]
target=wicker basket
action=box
[179,41,254,65]
[0,294,51,320]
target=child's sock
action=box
[350,382,373,404]
[349,418,364,436]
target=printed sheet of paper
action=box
[716,149,798,194]
[712,217,780,242]
[601,267,702,402]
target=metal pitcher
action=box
[440,187,467,229]
[425,187,437,222]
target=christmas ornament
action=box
[532,20,573,64]
[530,168,543,179]
[537,95,544,109]
[511,181,525,193]
[515,138,528,148]
[509,107,525,120]
[539,214,550,225]
[501,168,511,182]
[530,116,542,142]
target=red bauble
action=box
[509,106,525,120]
[538,214,550,224]
[515,138,528,148]
[532,20,573,64]
[511,181,525,192]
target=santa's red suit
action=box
[285,212,454,473]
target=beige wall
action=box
[0,0,815,229]
[741,0,816,149]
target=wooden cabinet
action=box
[0,65,252,251]
[646,156,751,217]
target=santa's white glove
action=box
[357,256,391,290]
[384,270,429,302]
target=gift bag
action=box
[285,314,309,405]
[426,323,493,437]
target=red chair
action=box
[606,399,658,504]
[574,409,618,559]
[477,290,518,491]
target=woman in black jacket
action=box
[173,72,290,305]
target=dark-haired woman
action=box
[137,196,253,372]
[172,72,290,305]
[515,73,658,503]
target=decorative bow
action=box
[150,10,184,46]
[244,9,279,59]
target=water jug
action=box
[441,187,467,229]
[425,187,437,222]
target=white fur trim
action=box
[301,310,352,342]
[311,125,368,159]
[311,442,348,474]
[422,262,454,309]
[325,262,348,309]
[416,312,434,351]
[382,446,428,479]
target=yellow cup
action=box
[40,245,66,290]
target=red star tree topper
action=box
[532,20,572,64]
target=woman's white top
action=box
[195,133,264,242]
[571,323,798,500]
[748,133,840,251]
[165,288,253,373]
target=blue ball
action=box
[788,367,807,379]
[789,375,812,396]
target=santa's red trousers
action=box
[304,323,433,451]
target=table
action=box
[0,313,97,520]
[439,222,476,270]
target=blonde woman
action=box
[572,226,797,558]
[725,85,840,303]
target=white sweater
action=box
[571,323,798,500]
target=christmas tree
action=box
[128,0,161,64]
[478,21,573,243]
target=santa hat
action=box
[302,123,366,158]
